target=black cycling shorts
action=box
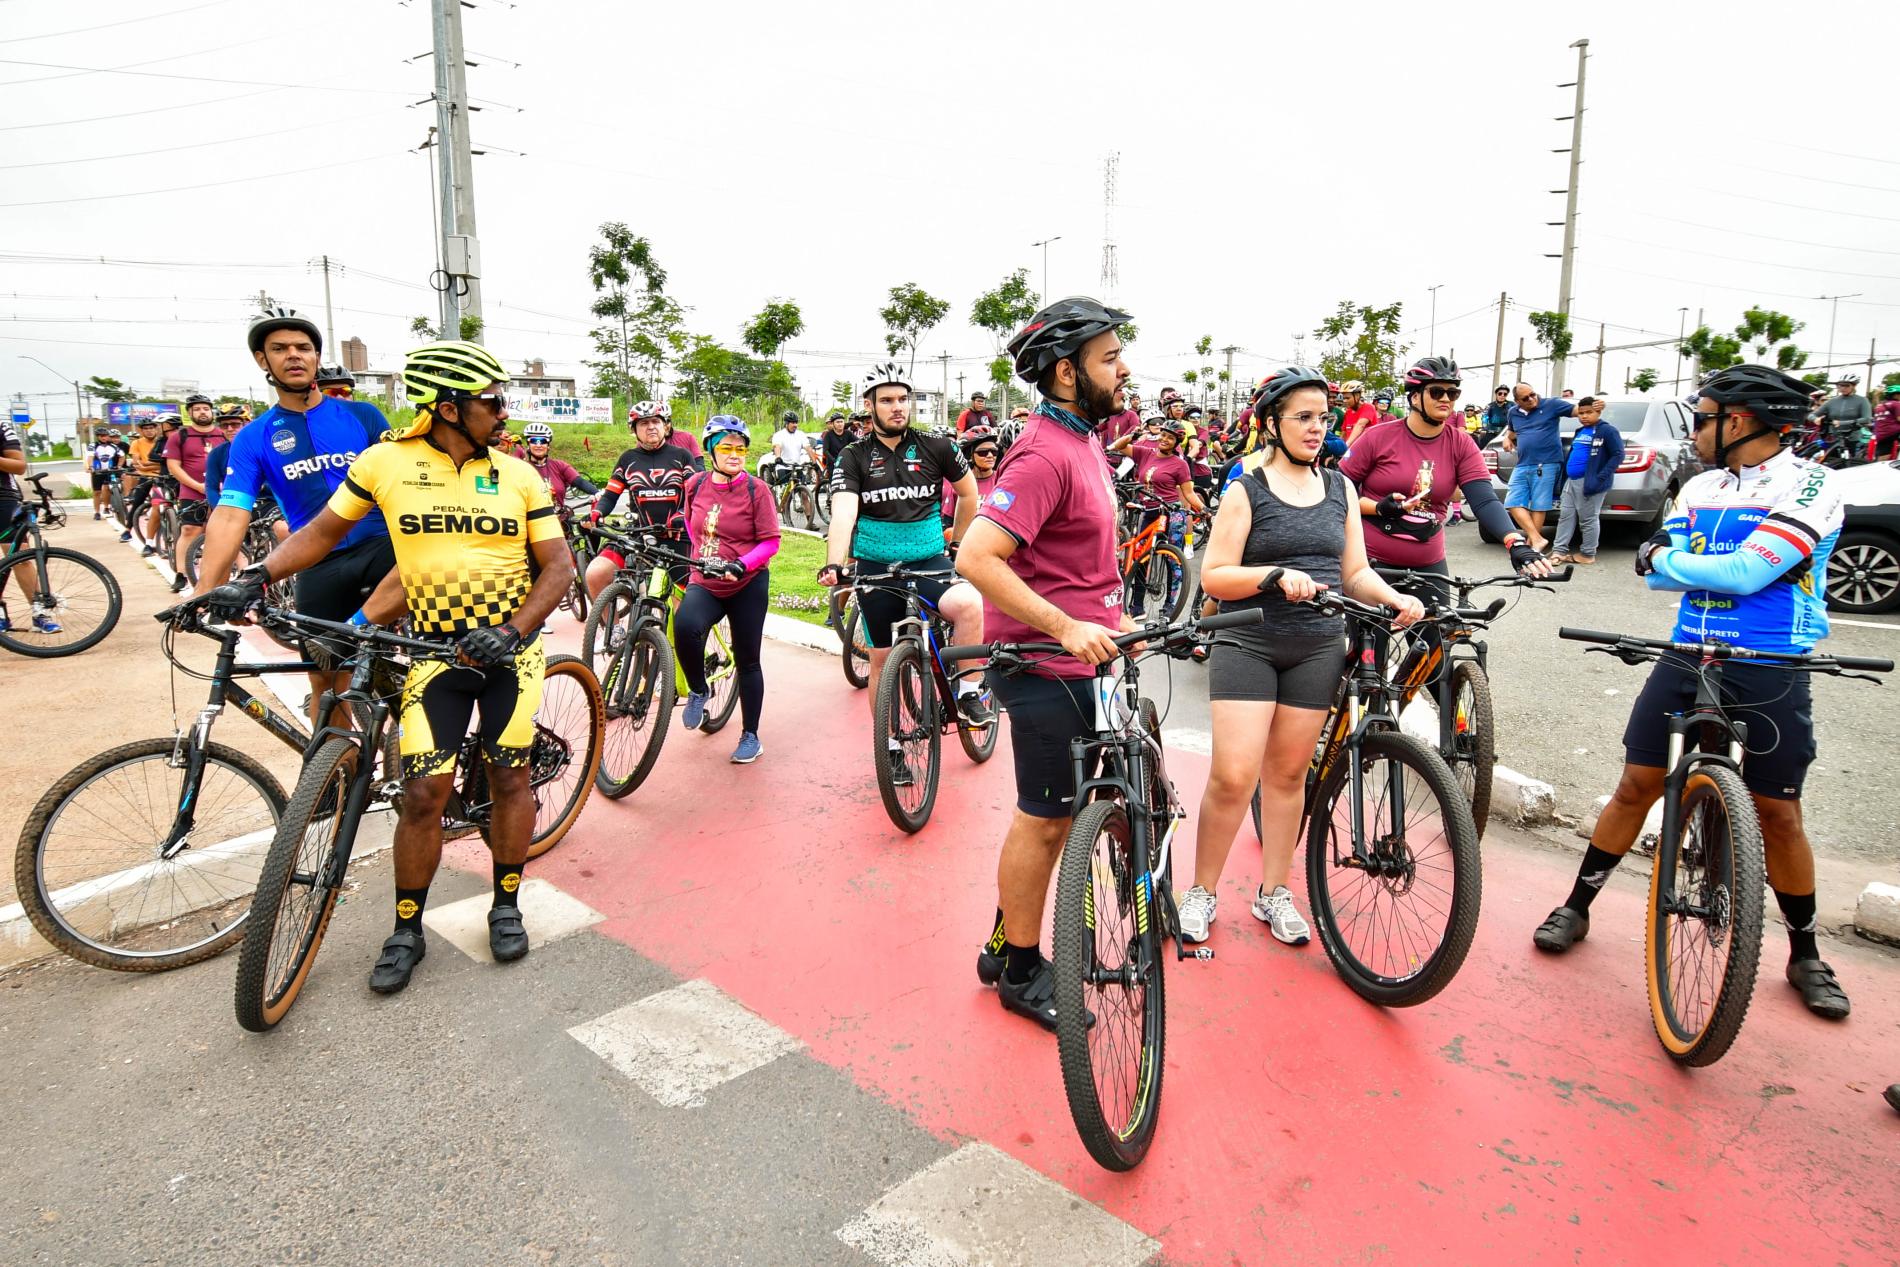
[176,500,209,527]
[90,471,114,491]
[1622,657,1816,800]
[398,635,546,779]
[992,671,1098,819]
[855,554,959,650]
[1207,631,1346,708]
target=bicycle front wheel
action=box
[1647,763,1764,1067]
[699,618,742,734]
[1146,543,1188,624]
[871,639,941,833]
[519,654,603,858]
[838,592,870,689]
[1053,798,1165,1172]
[596,622,675,798]
[0,545,123,658]
[16,739,286,971]
[234,737,357,1032]
[1448,660,1496,841]
[580,580,635,671]
[1305,730,1481,1007]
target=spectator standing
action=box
[956,391,996,435]
[1817,375,1872,451]
[1501,381,1575,553]
[1549,396,1623,565]
[1870,383,1900,461]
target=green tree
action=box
[675,335,737,400]
[1732,306,1807,370]
[1679,325,1743,376]
[409,315,434,339]
[831,379,854,406]
[879,283,951,381]
[971,269,1041,414]
[1629,367,1660,393]
[1526,311,1575,364]
[1802,370,1832,389]
[587,222,678,401]
[1312,300,1407,393]
[1883,369,1900,390]
[458,313,484,342]
[741,299,805,361]
[84,376,136,404]
[1118,322,1139,347]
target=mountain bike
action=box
[1558,627,1891,1066]
[231,604,602,1031]
[828,581,870,689]
[1115,485,1187,624]
[943,607,1264,1171]
[581,526,741,797]
[851,561,1000,833]
[0,471,123,657]
[776,463,826,531]
[557,499,595,623]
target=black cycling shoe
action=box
[998,956,1060,1033]
[1885,1084,1900,1115]
[369,929,426,994]
[1786,958,1850,1020]
[1532,906,1589,954]
[976,944,1005,986]
[887,748,914,788]
[488,905,530,962]
[957,692,995,728]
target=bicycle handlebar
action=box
[157,600,461,659]
[1557,626,1894,674]
[940,608,1263,666]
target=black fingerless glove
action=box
[1375,493,1408,521]
[1633,529,1672,577]
[1508,541,1544,573]
[204,564,270,621]
[457,621,522,668]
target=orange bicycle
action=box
[1116,484,1187,623]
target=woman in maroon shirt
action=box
[675,416,779,764]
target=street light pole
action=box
[1818,293,1861,376]
[1427,284,1444,357]
[1030,236,1062,301]
[1673,307,1688,394]
[1549,37,1589,396]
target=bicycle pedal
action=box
[1184,946,1215,962]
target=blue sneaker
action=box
[118,530,132,542]
[730,731,762,764]
[32,611,62,635]
[681,691,709,731]
[0,614,10,634]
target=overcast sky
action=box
[4,0,1898,425]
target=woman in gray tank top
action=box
[1177,369,1424,949]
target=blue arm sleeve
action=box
[1646,527,1808,595]
[1458,477,1517,542]
[215,429,262,513]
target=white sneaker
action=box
[1177,885,1217,943]
[1251,885,1311,945]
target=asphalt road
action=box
[1149,523,1900,869]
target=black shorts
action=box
[1207,631,1346,707]
[855,554,958,649]
[1622,657,1816,800]
[90,472,114,491]
[176,500,209,527]
[992,671,1097,819]
[295,535,396,622]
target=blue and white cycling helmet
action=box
[703,414,750,450]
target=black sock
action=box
[1774,889,1819,962]
[394,887,429,935]
[1003,940,1041,985]
[1565,845,1624,913]
[493,862,523,909]
[985,908,1008,956]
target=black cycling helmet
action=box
[1692,363,1814,427]
[184,392,214,408]
[780,409,800,426]
[1007,296,1133,385]
[246,305,322,356]
[315,364,355,386]
[1402,356,1462,389]
[1250,366,1331,423]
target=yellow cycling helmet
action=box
[387,340,511,440]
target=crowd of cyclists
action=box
[33,289,1882,1115]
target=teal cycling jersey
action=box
[1646,449,1843,653]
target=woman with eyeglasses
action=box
[945,425,1001,546]
[673,416,779,765]
[1178,367,1425,948]
[1338,357,1549,597]
[515,421,598,515]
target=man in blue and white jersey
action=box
[194,307,396,717]
[1532,365,1856,1021]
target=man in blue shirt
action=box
[195,307,396,721]
[1500,382,1575,552]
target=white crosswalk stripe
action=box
[568,978,803,1108]
[421,876,602,961]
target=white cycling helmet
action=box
[521,421,554,442]
[1834,373,1860,385]
[862,362,911,398]
[628,399,669,423]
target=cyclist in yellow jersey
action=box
[205,340,574,995]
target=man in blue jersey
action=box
[195,307,396,719]
[1532,365,1854,1020]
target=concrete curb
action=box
[1855,882,1900,946]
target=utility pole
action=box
[1673,306,1689,394]
[1818,293,1861,374]
[1515,337,1527,387]
[1491,291,1508,396]
[956,372,966,407]
[1099,153,1119,303]
[1593,322,1606,393]
[318,255,337,356]
[1427,284,1444,357]
[1221,345,1237,421]
[1031,236,1061,302]
[1547,37,1589,396]
[430,0,483,337]
[937,351,952,427]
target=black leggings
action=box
[675,571,768,734]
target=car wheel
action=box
[1826,529,1900,615]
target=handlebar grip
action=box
[1453,598,1509,623]
[939,643,993,664]
[1196,609,1266,633]
[1831,655,1895,672]
[1558,627,1623,645]
[1549,565,1575,582]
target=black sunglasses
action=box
[972,446,999,457]
[1425,385,1462,402]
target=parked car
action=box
[1479,397,1705,542]
[1823,458,1900,615]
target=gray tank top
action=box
[1216,466,1349,637]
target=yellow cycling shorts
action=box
[397,636,546,779]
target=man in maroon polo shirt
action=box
[956,296,1138,1032]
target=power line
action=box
[0,1,233,45]
[1734,162,1900,196]
[1766,138,1900,168]
[1628,212,1900,258]
[1595,233,1900,283]
[4,107,397,168]
[0,250,302,270]
[0,55,415,96]
[1709,188,1900,224]
[1589,260,1900,309]
[0,151,409,206]
[0,37,272,88]
[0,85,281,131]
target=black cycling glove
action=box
[1633,529,1672,577]
[458,622,522,668]
[704,558,745,580]
[1507,540,1545,574]
[1375,493,1409,521]
[203,564,270,622]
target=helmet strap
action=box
[1264,414,1320,471]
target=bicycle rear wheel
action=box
[1646,764,1764,1067]
[0,545,124,658]
[871,639,941,832]
[1053,798,1164,1172]
[1305,730,1481,1007]
[596,622,675,798]
[16,739,286,971]
[838,592,870,689]
[699,618,742,734]
[1448,661,1496,841]
[233,737,356,1032]
[1146,543,1188,624]
[521,655,603,858]
[580,580,635,672]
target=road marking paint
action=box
[568,978,803,1108]
[422,876,601,963]
[1160,727,1210,755]
[835,1142,1160,1267]
[1829,617,1900,631]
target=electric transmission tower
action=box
[1099,152,1119,303]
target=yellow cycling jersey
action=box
[328,436,562,636]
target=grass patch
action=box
[767,530,832,628]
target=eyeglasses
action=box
[526,439,551,447]
[972,446,998,458]
[220,421,244,430]
[1424,386,1462,402]
[458,390,508,410]
[1278,410,1330,428]
[1513,394,1535,404]
[713,442,748,456]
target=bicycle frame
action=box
[864,567,973,736]
[1388,623,1488,759]
[1653,658,1749,920]
[1305,613,1410,863]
